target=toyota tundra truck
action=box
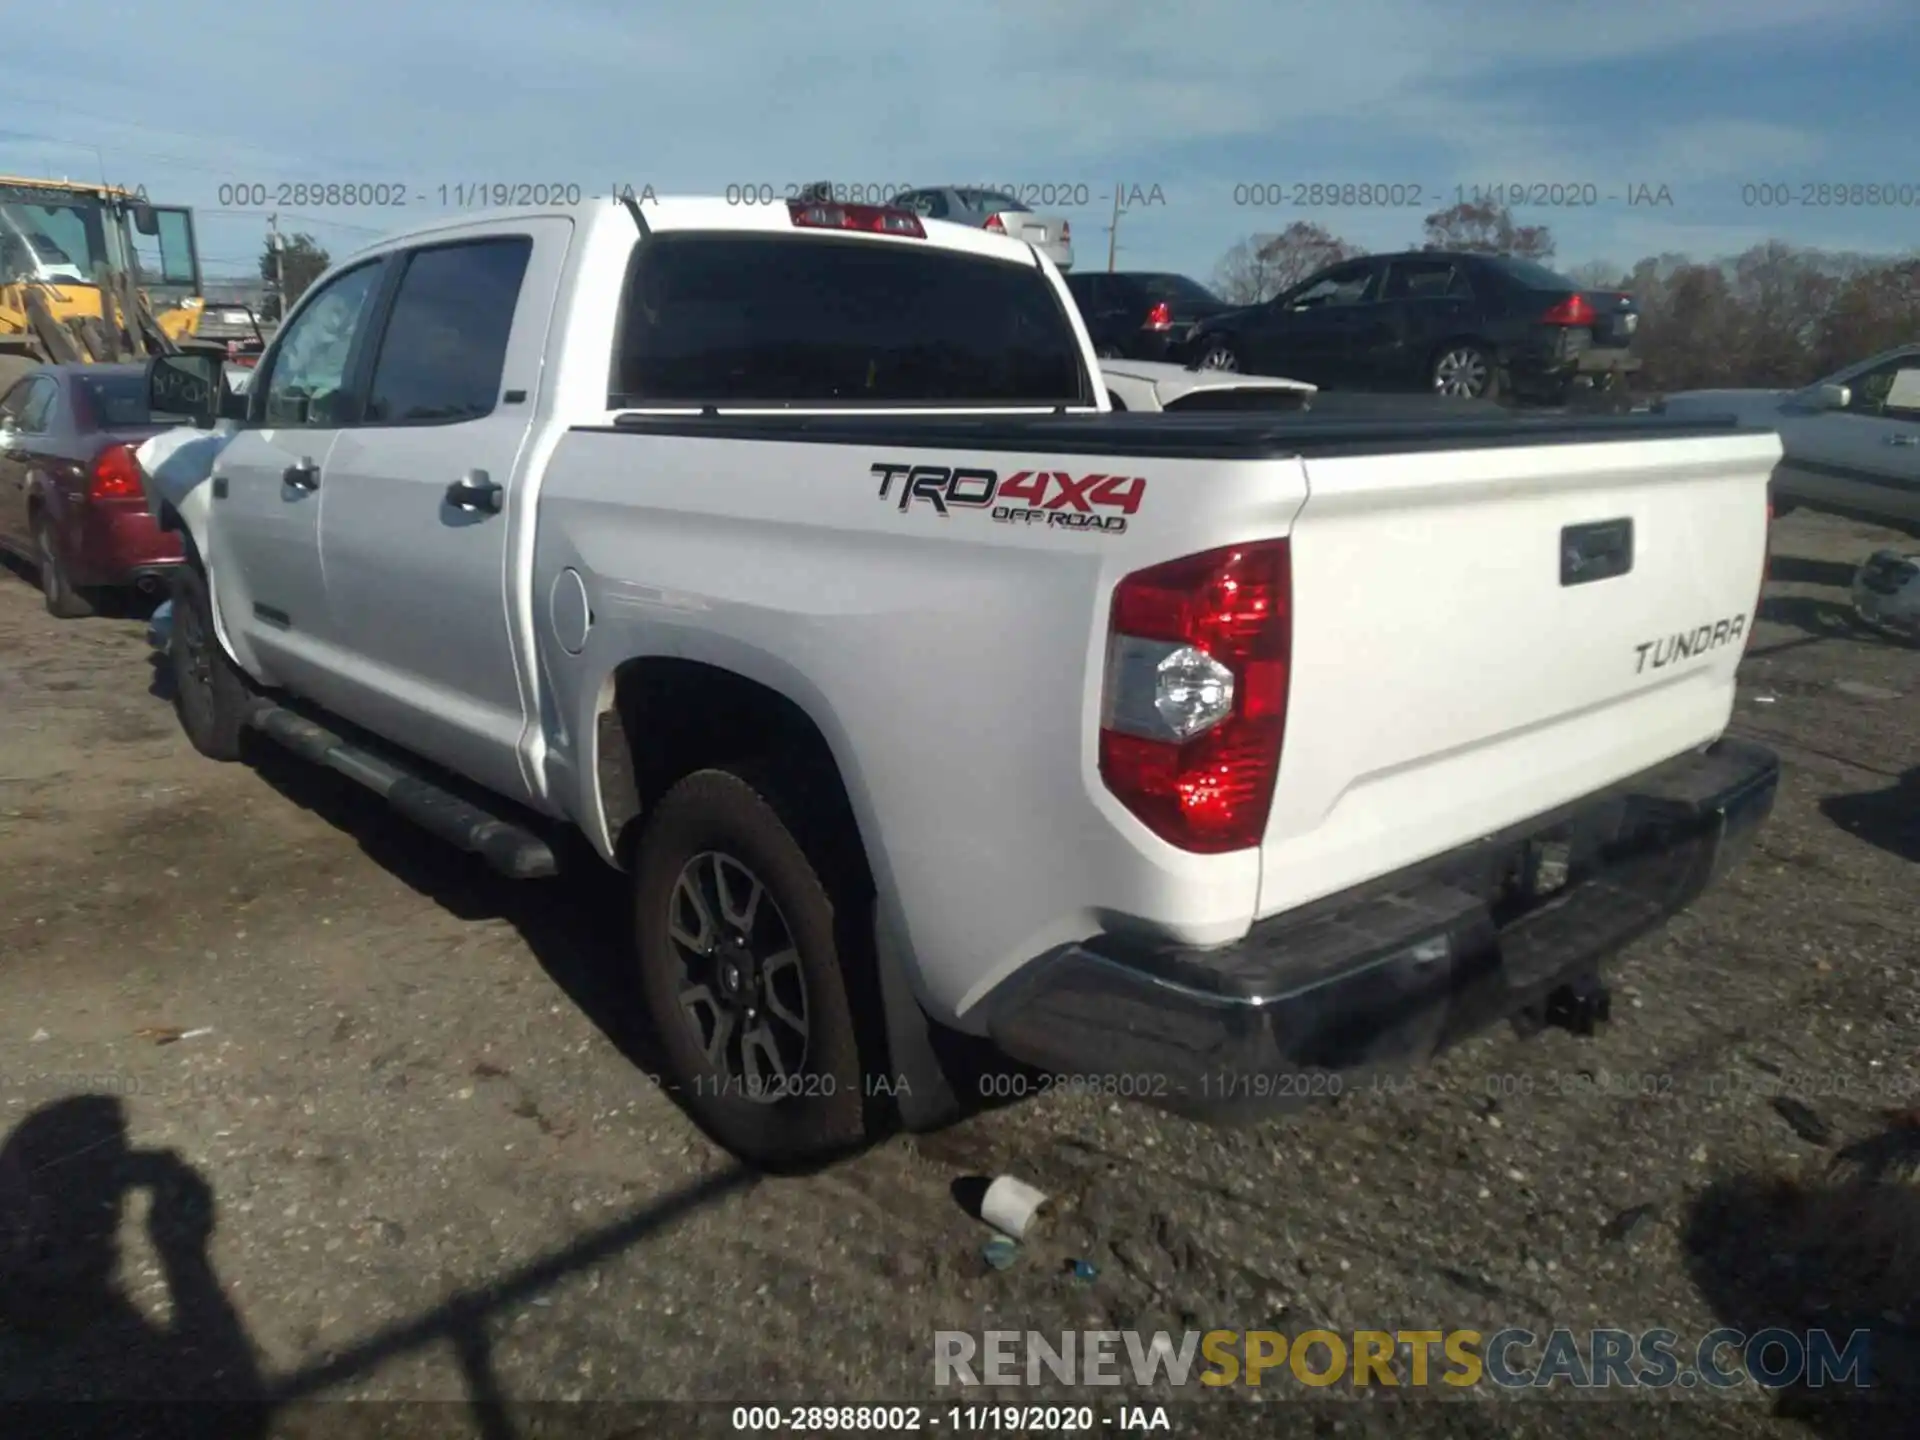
[138,194,1781,1166]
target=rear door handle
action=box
[445,469,502,514]
[282,458,319,491]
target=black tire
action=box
[32,511,94,619]
[633,765,876,1168]
[170,564,252,761]
[1430,341,1501,401]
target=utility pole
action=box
[268,213,285,320]
[1105,187,1121,272]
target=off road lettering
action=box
[871,462,1146,531]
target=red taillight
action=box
[1099,540,1292,854]
[89,442,144,500]
[983,213,1006,234]
[1144,301,1173,331]
[1540,294,1596,326]
[787,201,925,238]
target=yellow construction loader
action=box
[0,176,228,390]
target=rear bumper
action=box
[1510,332,1642,388]
[66,501,184,588]
[1571,348,1643,375]
[980,737,1778,1122]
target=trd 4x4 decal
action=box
[871,463,1144,534]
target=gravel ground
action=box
[0,511,1914,1440]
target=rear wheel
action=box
[1431,342,1500,400]
[32,512,94,619]
[170,564,252,761]
[633,766,876,1168]
[1193,336,1241,372]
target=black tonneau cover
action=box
[596,403,1754,460]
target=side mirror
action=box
[146,353,222,429]
[132,203,160,236]
[1813,383,1849,410]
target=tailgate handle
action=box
[1561,518,1633,586]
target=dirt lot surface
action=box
[0,512,1914,1439]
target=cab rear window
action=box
[611,233,1090,408]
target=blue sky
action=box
[2,0,1915,283]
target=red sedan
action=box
[0,363,188,617]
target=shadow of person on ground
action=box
[0,1095,265,1437]
[1681,1114,1920,1437]
[1821,766,1920,864]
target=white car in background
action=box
[1098,357,1313,412]
[1661,343,1920,537]
[887,187,1072,271]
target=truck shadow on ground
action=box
[0,1093,755,1437]
[1767,556,1864,591]
[1755,592,1868,645]
[1681,1115,1920,1438]
[1820,766,1920,864]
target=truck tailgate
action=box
[1258,429,1780,918]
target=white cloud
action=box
[0,0,1908,275]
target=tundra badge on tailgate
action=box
[871,463,1144,534]
[1633,614,1747,674]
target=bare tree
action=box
[1566,260,1628,290]
[1212,222,1362,305]
[1418,201,1555,260]
[1813,258,1920,376]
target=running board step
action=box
[245,702,558,879]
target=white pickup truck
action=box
[140,194,1782,1166]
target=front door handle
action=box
[283,458,319,490]
[1886,434,1918,447]
[445,469,502,514]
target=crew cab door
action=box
[313,220,569,804]
[203,258,385,688]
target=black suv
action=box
[1178,252,1640,403]
[1064,272,1233,362]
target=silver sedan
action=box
[886,188,1073,272]
[1661,343,1920,537]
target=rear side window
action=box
[612,234,1090,407]
[11,377,56,432]
[1485,256,1576,291]
[1132,275,1221,307]
[365,237,532,424]
[958,190,1030,213]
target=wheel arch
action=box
[587,653,876,887]
[583,650,961,1130]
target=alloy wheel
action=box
[1433,347,1491,397]
[667,850,809,1103]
